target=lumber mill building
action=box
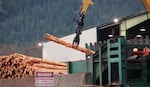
[1,0,150,87]
[43,11,150,62]
[0,10,150,87]
[42,11,150,86]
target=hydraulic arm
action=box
[142,0,150,13]
[80,0,94,15]
[72,0,94,46]
[72,0,150,46]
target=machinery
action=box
[45,0,150,86]
[143,0,150,13]
[68,0,150,87]
[132,47,150,57]
[72,0,150,46]
[72,0,94,46]
[69,37,150,87]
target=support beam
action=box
[44,33,95,55]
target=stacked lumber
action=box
[0,53,67,79]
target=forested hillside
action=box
[0,0,146,45]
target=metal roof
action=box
[97,11,148,30]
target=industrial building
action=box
[68,12,150,86]
[0,0,150,87]
[41,11,150,86]
[43,11,150,61]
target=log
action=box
[31,66,67,74]
[13,53,67,67]
[45,33,95,55]
[32,63,67,70]
[0,53,67,79]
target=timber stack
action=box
[0,53,67,79]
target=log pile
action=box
[0,53,67,79]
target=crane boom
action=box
[72,0,150,46]
[142,0,150,13]
[72,0,94,46]
[80,0,94,15]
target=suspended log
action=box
[45,33,95,55]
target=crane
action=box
[72,0,94,46]
[143,0,150,13]
[72,0,150,46]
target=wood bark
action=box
[0,53,67,79]
[45,33,95,55]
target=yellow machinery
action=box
[80,0,94,16]
[72,0,94,46]
[79,0,150,15]
[143,0,150,13]
[72,0,150,46]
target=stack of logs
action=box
[0,53,67,79]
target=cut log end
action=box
[0,53,67,79]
